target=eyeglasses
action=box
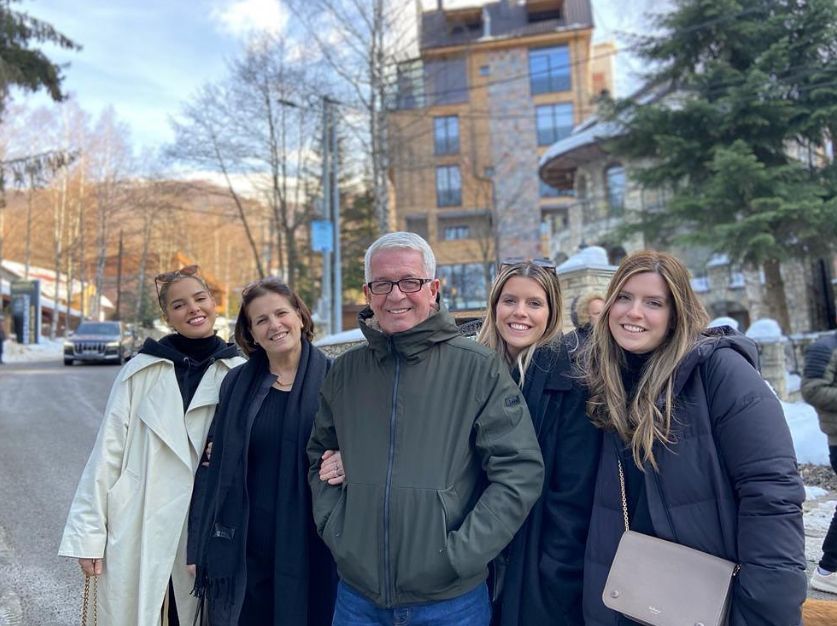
[499,257,557,274]
[155,265,200,304]
[366,278,433,295]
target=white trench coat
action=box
[59,352,244,626]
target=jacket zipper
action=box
[383,347,401,607]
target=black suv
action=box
[64,321,136,366]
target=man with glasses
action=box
[308,232,544,626]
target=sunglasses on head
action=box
[499,257,557,275]
[155,265,200,304]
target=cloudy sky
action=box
[17,0,654,151]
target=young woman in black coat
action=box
[189,278,337,625]
[477,261,601,626]
[581,251,806,625]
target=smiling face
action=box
[363,248,439,335]
[163,277,217,339]
[495,276,549,360]
[608,271,672,354]
[247,292,304,359]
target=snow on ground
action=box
[784,400,829,466]
[2,338,64,363]
[804,498,836,562]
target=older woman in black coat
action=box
[189,278,337,625]
[476,261,601,626]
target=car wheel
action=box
[64,358,73,366]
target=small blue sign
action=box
[311,220,333,252]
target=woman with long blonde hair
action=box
[581,250,805,625]
[478,260,600,626]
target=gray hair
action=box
[364,232,436,282]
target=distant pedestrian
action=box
[567,290,605,354]
[189,278,338,625]
[0,315,5,364]
[803,327,837,594]
[59,265,244,626]
[581,250,806,625]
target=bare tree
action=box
[86,107,131,320]
[169,35,326,290]
[286,0,418,234]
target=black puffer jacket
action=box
[583,329,806,626]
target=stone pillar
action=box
[745,318,788,400]
[556,246,616,332]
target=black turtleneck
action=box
[618,349,656,536]
[140,333,237,411]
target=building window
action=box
[606,164,625,214]
[539,179,574,198]
[434,116,460,155]
[438,263,489,311]
[436,166,462,207]
[443,225,470,240]
[535,103,573,146]
[405,215,428,240]
[529,45,571,94]
[425,57,468,105]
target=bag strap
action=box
[617,459,630,533]
[82,574,98,626]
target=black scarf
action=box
[192,339,335,625]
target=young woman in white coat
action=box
[59,265,244,626]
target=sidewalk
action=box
[805,492,837,601]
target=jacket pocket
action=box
[106,469,140,539]
[393,487,458,595]
[326,483,382,594]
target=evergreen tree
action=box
[605,0,837,331]
[0,0,79,118]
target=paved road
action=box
[0,359,119,626]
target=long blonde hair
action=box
[583,251,709,469]
[477,262,563,386]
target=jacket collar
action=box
[358,305,460,362]
[121,354,241,468]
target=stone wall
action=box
[487,47,542,260]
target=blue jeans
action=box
[332,581,490,626]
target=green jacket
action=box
[801,333,837,444]
[307,306,544,608]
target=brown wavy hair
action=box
[477,262,563,387]
[583,250,709,469]
[234,278,314,357]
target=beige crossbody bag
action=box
[602,459,740,626]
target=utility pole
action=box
[328,96,343,334]
[114,229,123,320]
[320,98,333,337]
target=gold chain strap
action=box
[617,459,630,533]
[82,574,98,626]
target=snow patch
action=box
[708,316,740,331]
[783,400,829,465]
[556,246,613,273]
[806,486,828,500]
[745,318,784,341]
[2,338,63,363]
